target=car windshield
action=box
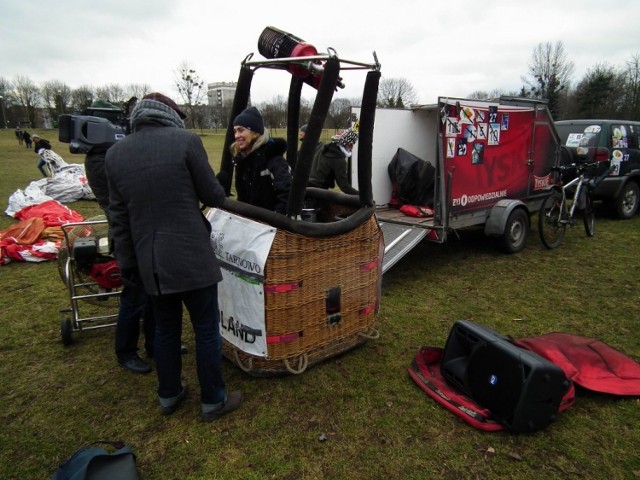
[556,124,602,148]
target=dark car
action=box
[555,119,640,219]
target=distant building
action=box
[207,82,237,107]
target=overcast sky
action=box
[2,0,639,106]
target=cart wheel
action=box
[60,318,73,346]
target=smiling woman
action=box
[229,106,292,214]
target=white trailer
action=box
[352,97,560,273]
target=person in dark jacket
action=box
[106,92,243,420]
[31,134,52,177]
[15,126,23,145]
[23,131,32,149]
[308,128,359,195]
[84,99,155,375]
[230,106,292,214]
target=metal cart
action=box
[57,216,121,345]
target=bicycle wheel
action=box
[583,193,595,237]
[538,193,565,249]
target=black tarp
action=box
[387,148,435,207]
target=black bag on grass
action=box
[51,440,138,480]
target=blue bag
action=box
[52,440,139,480]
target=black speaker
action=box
[441,320,569,433]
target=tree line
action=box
[1,42,638,131]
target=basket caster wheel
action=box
[60,318,73,346]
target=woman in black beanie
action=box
[230,107,292,214]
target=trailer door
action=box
[351,106,439,273]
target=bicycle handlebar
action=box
[551,162,602,175]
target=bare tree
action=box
[0,76,10,127]
[12,75,40,127]
[95,84,127,105]
[622,53,640,119]
[327,98,354,130]
[124,83,152,103]
[522,41,574,118]
[41,80,73,123]
[467,88,517,100]
[377,77,418,108]
[71,85,94,113]
[0,77,11,100]
[175,61,206,129]
[258,95,287,134]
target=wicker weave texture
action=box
[223,213,382,375]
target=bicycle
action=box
[538,161,613,249]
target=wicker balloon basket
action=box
[221,205,382,376]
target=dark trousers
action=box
[37,157,48,177]
[151,284,226,405]
[115,285,155,360]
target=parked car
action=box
[554,119,640,219]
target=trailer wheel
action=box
[499,208,529,253]
[60,318,73,346]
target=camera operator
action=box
[83,98,155,375]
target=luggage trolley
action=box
[57,216,122,345]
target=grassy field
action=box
[0,128,639,480]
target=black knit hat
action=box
[233,107,264,135]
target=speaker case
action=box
[441,320,569,433]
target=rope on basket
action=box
[284,353,309,374]
[358,327,380,340]
[233,349,254,373]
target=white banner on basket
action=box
[207,208,276,357]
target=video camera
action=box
[58,99,135,154]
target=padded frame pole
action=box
[219,66,254,194]
[356,70,381,207]
[286,57,341,217]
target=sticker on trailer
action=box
[488,123,500,145]
[472,143,484,164]
[459,106,475,124]
[489,106,498,123]
[464,124,477,142]
[447,138,456,158]
[477,123,487,140]
[457,137,468,156]
[501,113,509,130]
[446,117,461,136]
[476,110,486,123]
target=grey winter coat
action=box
[106,124,226,295]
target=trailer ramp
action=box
[379,222,428,274]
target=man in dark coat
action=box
[106,93,243,420]
[84,100,154,375]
